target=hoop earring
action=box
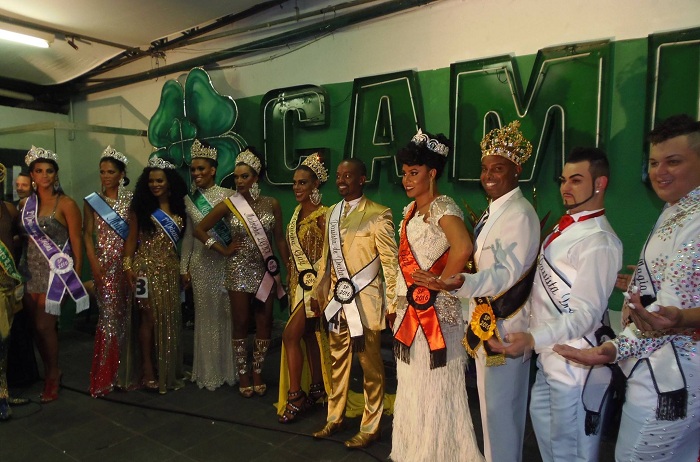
[250,182,260,201]
[310,188,321,205]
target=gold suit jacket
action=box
[313,196,398,331]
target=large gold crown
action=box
[480,120,533,166]
[301,152,328,183]
[235,149,262,175]
[101,145,129,165]
[190,139,217,161]
[25,145,58,166]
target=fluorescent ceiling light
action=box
[0,29,49,48]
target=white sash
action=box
[324,201,379,338]
[226,194,285,302]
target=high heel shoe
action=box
[40,372,62,404]
[306,382,327,407]
[278,390,308,424]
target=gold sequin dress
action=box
[181,186,237,390]
[134,213,184,393]
[276,205,331,415]
[225,195,276,293]
[89,190,139,396]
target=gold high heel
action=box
[232,339,253,398]
[252,338,271,396]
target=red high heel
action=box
[40,372,62,403]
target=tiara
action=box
[411,129,449,157]
[235,149,262,175]
[25,145,58,166]
[147,157,177,170]
[190,139,217,161]
[300,153,328,183]
[101,145,129,165]
[480,120,533,166]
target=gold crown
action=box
[480,120,533,166]
[411,129,449,157]
[101,145,129,165]
[235,149,262,175]
[147,157,177,170]
[25,145,58,166]
[301,153,328,183]
[190,139,217,161]
[0,163,6,184]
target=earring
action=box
[250,182,260,201]
[54,179,60,192]
[31,181,37,190]
[310,188,321,205]
[429,178,434,197]
[595,190,600,194]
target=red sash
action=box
[394,202,450,369]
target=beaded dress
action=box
[88,190,138,396]
[181,185,237,390]
[391,196,483,462]
[20,198,69,296]
[133,213,184,394]
[225,195,276,293]
[0,201,21,401]
[276,205,331,416]
[612,187,700,461]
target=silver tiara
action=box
[190,139,217,161]
[235,149,262,175]
[25,145,59,166]
[411,129,449,157]
[147,157,177,170]
[101,145,129,165]
[301,153,329,183]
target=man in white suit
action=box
[437,120,540,462]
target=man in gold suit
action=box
[311,158,398,449]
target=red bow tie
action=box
[544,210,604,249]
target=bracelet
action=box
[123,256,133,272]
[204,237,217,249]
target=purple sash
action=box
[22,194,89,315]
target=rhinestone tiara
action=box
[147,157,177,170]
[300,153,328,183]
[190,139,217,161]
[235,149,262,175]
[480,120,533,166]
[101,145,129,165]
[411,129,449,157]
[25,145,58,166]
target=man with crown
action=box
[310,158,398,449]
[437,120,540,462]
[491,147,622,462]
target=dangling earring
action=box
[310,188,321,205]
[54,179,60,192]
[118,177,125,196]
[429,178,434,197]
[250,182,260,201]
[31,181,37,190]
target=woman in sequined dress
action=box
[123,159,187,394]
[84,148,136,397]
[277,154,331,423]
[180,141,237,390]
[390,132,483,462]
[20,148,85,403]
[195,148,289,398]
[555,115,700,461]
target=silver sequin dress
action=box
[88,190,138,396]
[225,195,276,293]
[391,195,483,462]
[181,185,237,390]
[134,212,184,394]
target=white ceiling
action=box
[0,0,268,85]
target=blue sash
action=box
[85,192,129,240]
[151,208,181,248]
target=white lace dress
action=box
[390,195,484,462]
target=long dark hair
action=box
[28,158,64,197]
[130,167,187,235]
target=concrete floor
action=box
[1,318,617,462]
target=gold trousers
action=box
[327,310,384,433]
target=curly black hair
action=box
[100,157,130,186]
[130,167,188,235]
[396,131,451,179]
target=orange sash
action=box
[394,202,450,369]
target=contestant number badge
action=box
[135,277,149,299]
